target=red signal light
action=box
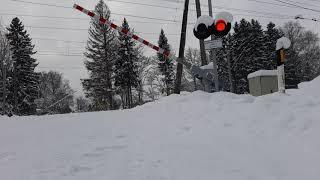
[215,19,226,32]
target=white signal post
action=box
[276,37,291,94]
[277,61,285,93]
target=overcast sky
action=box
[1,0,320,96]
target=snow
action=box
[194,15,214,31]
[247,70,277,79]
[200,62,214,70]
[215,11,234,23]
[276,37,291,50]
[1,77,320,180]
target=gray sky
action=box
[1,0,320,96]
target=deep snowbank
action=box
[0,77,320,180]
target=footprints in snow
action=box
[115,134,127,139]
[81,145,128,160]
[0,152,16,161]
[81,134,128,159]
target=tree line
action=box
[1,0,320,116]
[0,18,75,116]
[81,0,175,111]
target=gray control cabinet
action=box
[248,70,278,96]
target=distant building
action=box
[247,70,278,96]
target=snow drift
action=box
[1,77,320,180]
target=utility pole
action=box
[174,0,189,94]
[208,0,219,92]
[195,0,207,66]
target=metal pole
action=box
[195,0,207,66]
[174,0,189,94]
[208,0,219,92]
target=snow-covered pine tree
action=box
[231,19,251,94]
[231,19,269,94]
[216,35,232,91]
[6,17,39,115]
[157,29,174,96]
[114,18,139,109]
[82,0,118,111]
[248,20,269,71]
[264,22,283,69]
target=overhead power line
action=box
[108,0,180,11]
[248,0,307,9]
[32,37,86,44]
[284,0,318,8]
[10,0,70,8]
[109,0,293,18]
[7,1,179,22]
[24,25,182,35]
[7,0,297,21]
[274,0,320,13]
[25,25,88,31]
[0,12,294,26]
[251,0,320,13]
[0,13,179,25]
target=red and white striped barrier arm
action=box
[73,4,172,60]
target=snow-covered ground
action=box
[1,77,320,180]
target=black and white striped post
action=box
[276,37,291,93]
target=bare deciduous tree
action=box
[36,71,74,115]
[0,24,12,115]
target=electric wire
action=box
[8,0,297,21]
[274,0,320,13]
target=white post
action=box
[276,37,291,94]
[277,64,285,93]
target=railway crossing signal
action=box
[193,12,233,40]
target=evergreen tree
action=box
[82,0,118,111]
[114,18,139,109]
[216,35,231,91]
[231,19,269,94]
[231,19,251,94]
[157,29,174,96]
[264,22,283,69]
[6,17,39,115]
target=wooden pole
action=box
[174,0,189,94]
